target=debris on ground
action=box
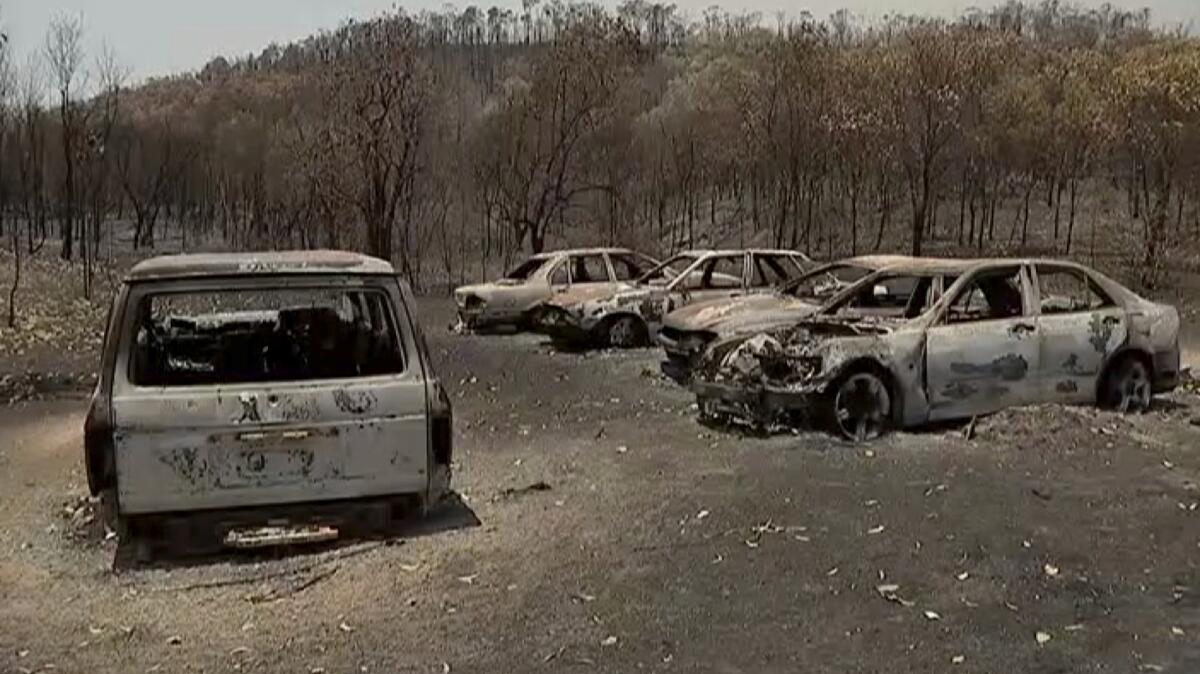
[497,481,552,500]
[875,584,916,607]
[1035,631,1052,644]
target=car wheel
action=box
[1103,356,1152,413]
[828,371,891,442]
[605,316,646,348]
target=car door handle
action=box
[1010,323,1036,336]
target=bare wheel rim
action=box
[1113,360,1151,413]
[608,317,639,348]
[834,373,891,442]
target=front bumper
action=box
[692,379,818,429]
[656,331,715,384]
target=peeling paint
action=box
[333,389,378,415]
[1088,313,1114,353]
[949,354,1028,381]
[236,393,261,423]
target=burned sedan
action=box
[538,249,812,348]
[452,248,657,330]
[692,259,1180,441]
[658,255,921,383]
[84,251,454,556]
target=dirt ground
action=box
[2,297,1200,674]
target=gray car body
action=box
[85,251,453,529]
[539,249,813,347]
[691,258,1181,430]
[453,248,657,329]
[657,256,928,381]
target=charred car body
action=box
[658,255,925,383]
[537,249,813,348]
[453,248,658,330]
[85,251,453,555]
[692,258,1180,441]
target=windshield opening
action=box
[785,264,874,301]
[637,253,697,286]
[822,273,946,320]
[504,258,548,281]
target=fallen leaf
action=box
[600,636,618,647]
[441,663,451,674]
[572,592,596,603]
[457,574,478,585]
[876,584,901,595]
[1171,626,1185,636]
[923,610,941,621]
[1035,631,1052,645]
[951,655,965,664]
[338,622,353,633]
[230,647,251,657]
[867,525,886,535]
[956,571,970,581]
[696,510,710,520]
[1138,665,1164,673]
[1044,564,1060,577]
[1064,624,1084,632]
[616,445,628,454]
[826,567,839,577]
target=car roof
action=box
[125,250,395,281]
[530,247,636,260]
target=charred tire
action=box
[1100,354,1152,414]
[823,367,893,443]
[603,315,648,349]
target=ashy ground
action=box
[1,298,1199,674]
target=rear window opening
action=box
[129,287,405,386]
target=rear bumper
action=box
[125,494,428,554]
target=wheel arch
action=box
[1096,347,1154,404]
[825,357,904,424]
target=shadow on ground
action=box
[111,493,481,572]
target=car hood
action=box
[546,283,637,310]
[663,294,820,334]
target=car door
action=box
[925,265,1040,422]
[567,253,614,293]
[683,253,750,304]
[1032,264,1128,403]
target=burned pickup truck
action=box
[85,251,453,556]
[692,258,1180,441]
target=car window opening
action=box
[946,270,1025,323]
[130,288,406,387]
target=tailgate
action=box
[113,379,429,514]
